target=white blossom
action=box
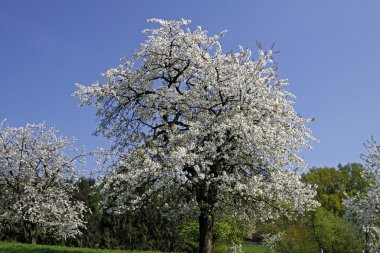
[345,138,380,253]
[0,122,87,242]
[74,18,318,249]
[263,232,284,252]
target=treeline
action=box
[259,163,371,253]
[0,177,184,251]
[0,162,372,253]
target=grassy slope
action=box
[0,241,269,253]
[242,244,270,253]
[0,241,158,253]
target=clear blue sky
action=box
[1,0,379,170]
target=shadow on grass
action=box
[0,242,159,253]
[0,247,86,253]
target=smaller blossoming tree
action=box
[0,122,87,244]
[345,138,380,253]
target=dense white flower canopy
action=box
[0,122,86,240]
[75,19,319,222]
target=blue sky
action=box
[1,0,379,170]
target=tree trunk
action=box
[24,222,38,244]
[199,211,213,253]
[196,178,217,253]
[31,223,38,244]
[364,231,370,253]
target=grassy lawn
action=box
[0,241,158,253]
[0,241,269,253]
[242,244,270,253]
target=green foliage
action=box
[179,220,199,252]
[312,208,363,253]
[254,163,370,253]
[337,163,371,196]
[262,208,363,253]
[69,178,102,248]
[302,163,369,215]
[66,178,183,252]
[179,217,244,252]
[98,202,183,251]
[302,167,348,214]
[214,219,244,253]
[274,220,318,253]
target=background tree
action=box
[0,122,87,244]
[345,139,380,253]
[311,208,362,253]
[345,190,380,253]
[302,167,347,214]
[97,182,188,251]
[75,18,319,253]
[262,208,363,253]
[302,163,369,215]
[259,163,370,253]
[338,163,370,196]
[68,178,102,248]
[266,219,318,253]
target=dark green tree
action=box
[302,167,348,214]
[311,208,363,253]
[266,164,370,253]
[338,163,370,196]
[302,163,369,215]
[69,178,102,248]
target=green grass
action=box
[242,244,270,253]
[0,241,269,253]
[0,241,159,253]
